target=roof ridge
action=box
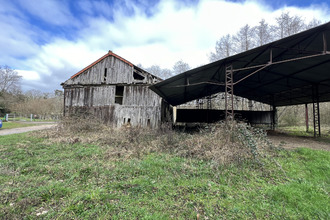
[70,51,133,79]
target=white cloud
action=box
[0,0,329,92]
[17,70,40,80]
[110,0,329,68]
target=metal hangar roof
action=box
[150,22,330,107]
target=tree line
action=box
[138,59,191,80]
[209,11,321,61]
[0,65,63,118]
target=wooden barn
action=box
[61,51,170,128]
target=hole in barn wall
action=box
[103,68,107,83]
[133,71,145,80]
[115,86,124,105]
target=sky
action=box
[1,0,329,93]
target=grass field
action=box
[0,122,329,219]
[0,121,40,130]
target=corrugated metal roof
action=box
[150,22,330,107]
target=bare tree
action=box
[172,60,190,75]
[233,24,256,53]
[54,89,64,97]
[0,66,22,114]
[145,65,172,79]
[0,65,22,94]
[255,19,273,46]
[209,34,234,62]
[160,68,172,79]
[274,11,306,39]
[306,18,322,29]
[11,89,64,118]
[25,89,44,100]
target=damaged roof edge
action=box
[134,65,163,82]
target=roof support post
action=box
[271,95,277,130]
[305,103,309,132]
[317,100,321,137]
[207,96,212,109]
[225,65,234,122]
[271,106,277,131]
[323,32,327,54]
[312,85,321,137]
[63,91,65,116]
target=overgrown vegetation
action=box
[1,118,329,219]
[46,117,278,166]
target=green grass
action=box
[0,121,40,130]
[0,132,329,219]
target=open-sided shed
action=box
[150,22,330,136]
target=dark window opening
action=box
[133,72,145,80]
[104,68,107,83]
[127,118,131,124]
[123,118,126,124]
[147,119,151,127]
[115,86,124,105]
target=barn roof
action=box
[150,22,330,107]
[66,50,163,82]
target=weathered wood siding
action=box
[65,105,161,128]
[64,85,161,107]
[124,86,161,106]
[64,86,115,107]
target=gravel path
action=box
[0,124,55,136]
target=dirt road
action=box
[268,133,330,151]
[0,124,55,136]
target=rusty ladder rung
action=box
[312,85,321,137]
[225,65,234,121]
[313,101,320,137]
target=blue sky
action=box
[1,0,329,92]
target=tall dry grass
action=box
[36,117,279,166]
